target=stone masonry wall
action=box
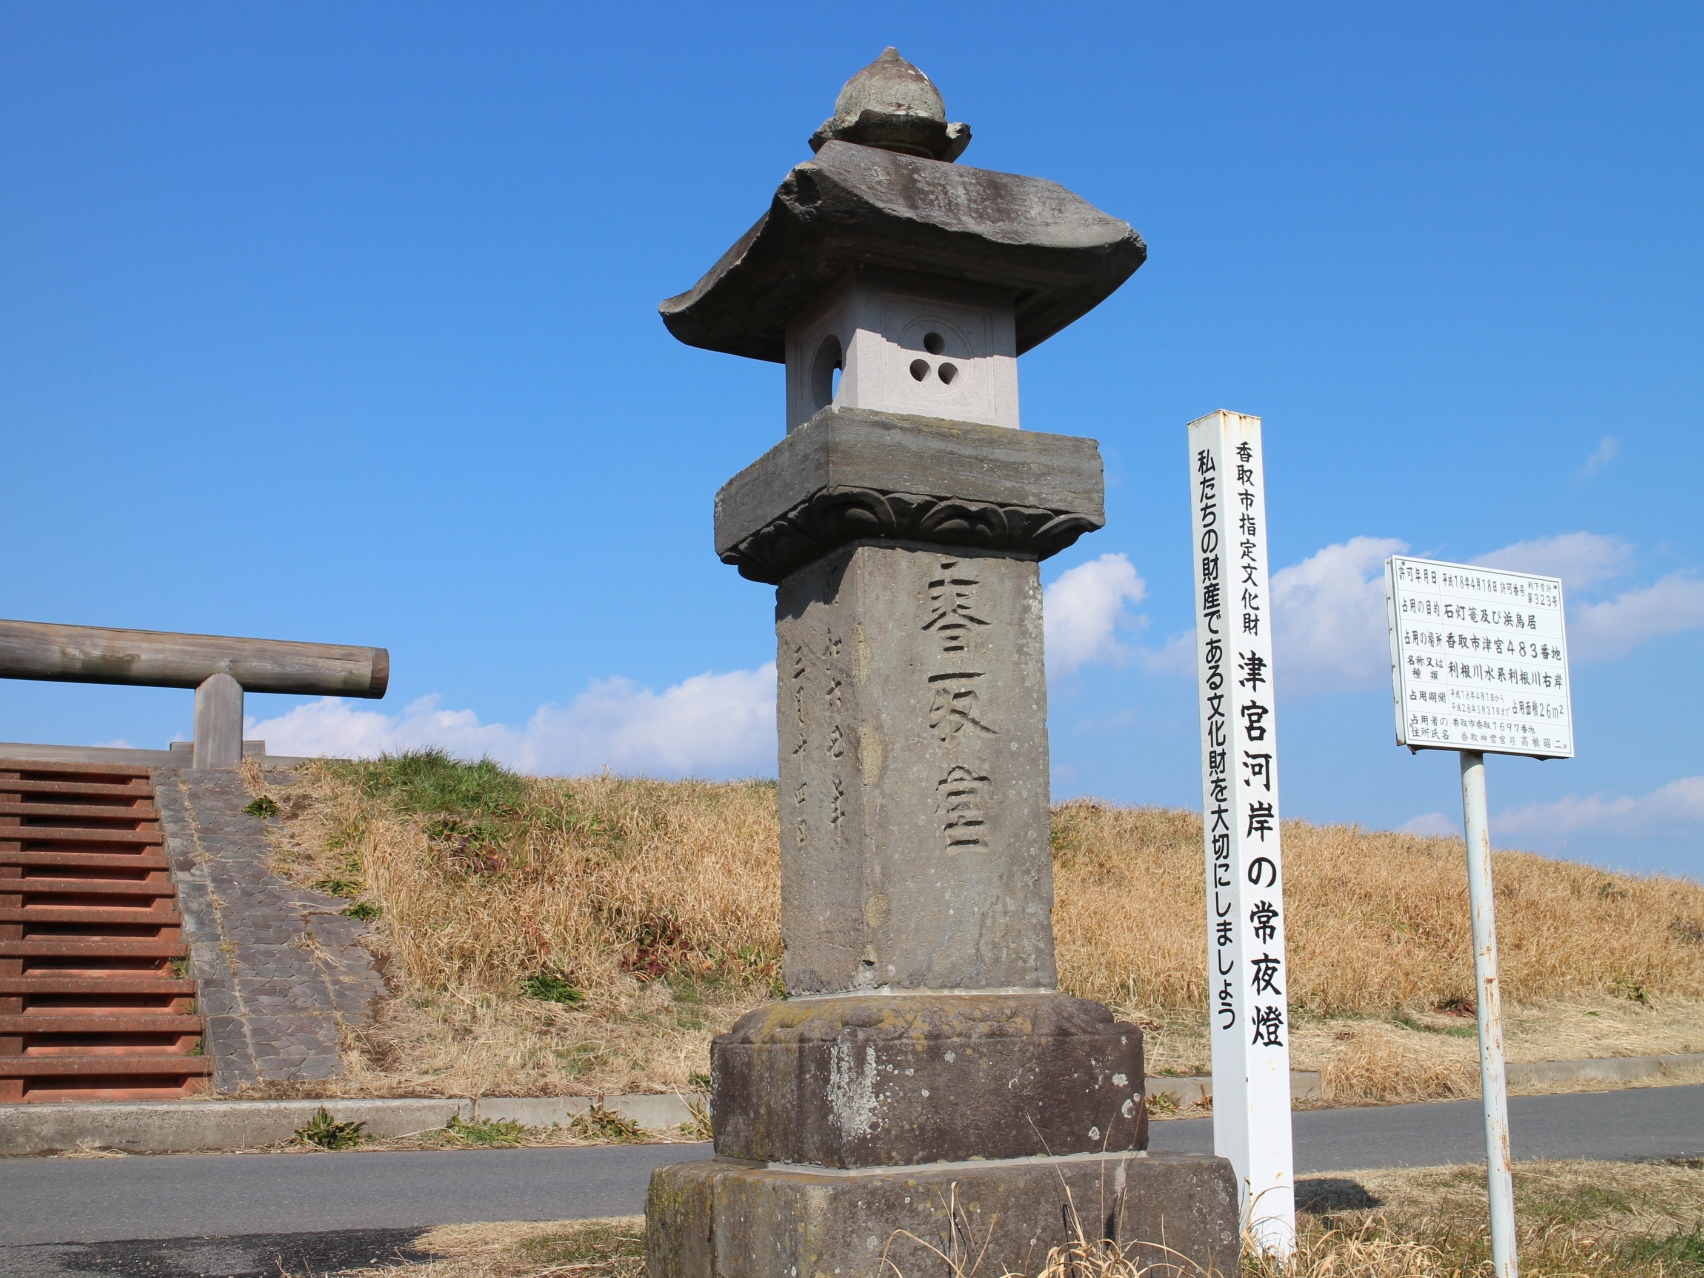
[155,768,386,1091]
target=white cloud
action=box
[1255,530,1701,689]
[246,665,778,779]
[1270,536,1408,695]
[1472,532,1704,660]
[1496,775,1704,842]
[1472,532,1633,591]
[1044,553,1147,677]
[1138,630,1197,675]
[1397,812,1459,838]
[1568,573,1704,661]
[1578,436,1620,478]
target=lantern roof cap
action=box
[659,141,1146,364]
[808,48,971,163]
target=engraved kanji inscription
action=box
[789,642,807,757]
[923,560,990,654]
[928,672,997,742]
[935,765,990,851]
[823,635,844,712]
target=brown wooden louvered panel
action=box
[0,760,206,1101]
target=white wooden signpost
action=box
[1385,555,1575,1278]
[1189,410,1295,1256]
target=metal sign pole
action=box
[1459,749,1519,1278]
[1385,554,1565,1278]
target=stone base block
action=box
[646,1151,1239,1278]
[713,993,1146,1166]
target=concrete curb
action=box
[1140,1052,1704,1108]
[4,1053,1699,1156]
[1145,1071,1323,1108]
[0,1093,705,1157]
[1506,1051,1704,1087]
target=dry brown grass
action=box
[1049,802,1704,1018]
[245,756,1704,1101]
[253,755,779,1096]
[1300,1159,1704,1278]
[1142,995,1704,1108]
[330,1161,1704,1278]
[360,1217,646,1278]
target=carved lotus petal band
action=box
[722,484,1104,584]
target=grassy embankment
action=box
[332,1160,1704,1278]
[242,751,1704,1104]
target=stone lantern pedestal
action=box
[645,50,1238,1278]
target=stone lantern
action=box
[646,49,1237,1278]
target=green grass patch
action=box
[1525,1180,1639,1220]
[1393,1011,1478,1038]
[243,796,281,818]
[1620,1229,1704,1277]
[295,1107,367,1149]
[333,748,528,819]
[442,1115,526,1147]
[555,1042,606,1077]
[343,901,381,920]
[520,973,583,1004]
[569,1105,644,1143]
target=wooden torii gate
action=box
[0,620,388,767]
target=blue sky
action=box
[3,3,1701,880]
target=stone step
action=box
[0,766,205,1101]
[0,827,163,846]
[0,851,170,871]
[0,802,159,821]
[0,780,153,799]
[0,800,158,821]
[0,1055,214,1076]
[0,977,196,996]
[0,760,151,779]
[1,879,176,898]
[0,1014,203,1034]
[0,907,183,925]
[0,939,188,959]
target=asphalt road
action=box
[1148,1082,1704,1170]
[3,1084,1699,1272]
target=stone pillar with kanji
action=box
[644,49,1239,1278]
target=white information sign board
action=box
[1384,556,1573,758]
[1188,410,1294,1253]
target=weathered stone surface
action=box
[776,541,1053,996]
[809,48,970,163]
[646,1152,1240,1278]
[712,993,1146,1167]
[659,140,1145,363]
[716,407,1104,584]
[157,768,386,1089]
[649,54,1208,1278]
